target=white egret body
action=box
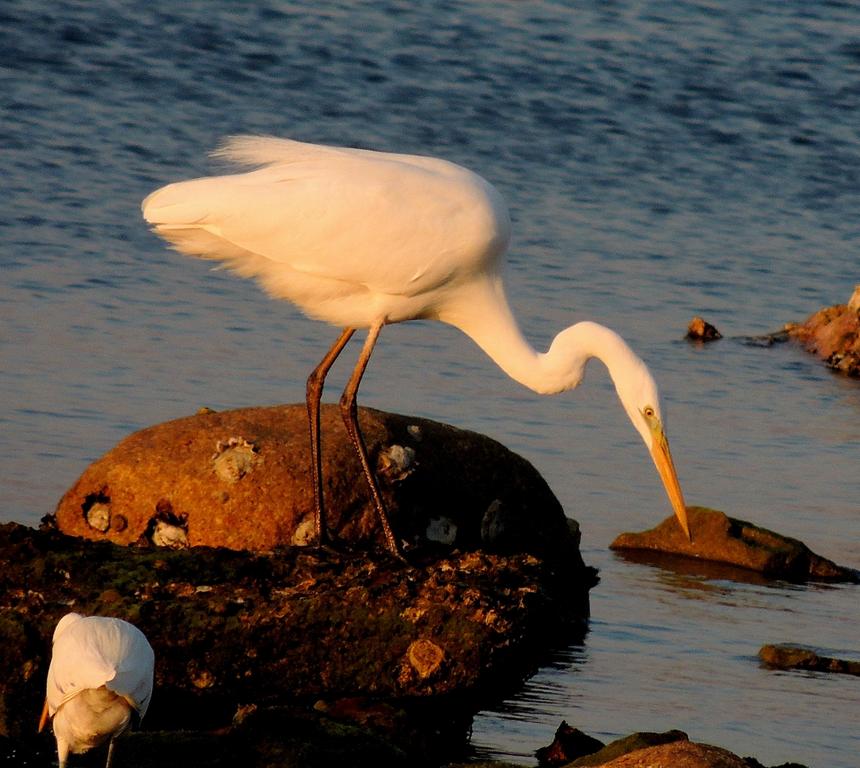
[142,136,690,554]
[40,613,155,768]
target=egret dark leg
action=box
[306,327,355,547]
[339,321,403,559]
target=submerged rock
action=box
[785,285,860,377]
[563,730,689,766]
[610,506,859,583]
[54,405,577,563]
[759,644,860,677]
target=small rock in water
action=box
[759,644,860,677]
[611,506,860,584]
[685,315,722,342]
[536,720,604,766]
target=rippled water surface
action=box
[2,2,859,766]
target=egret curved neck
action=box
[438,277,636,395]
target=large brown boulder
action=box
[54,405,577,563]
[610,506,858,583]
[785,285,860,377]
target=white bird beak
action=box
[650,428,691,541]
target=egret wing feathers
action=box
[142,137,511,327]
[47,615,154,718]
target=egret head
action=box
[614,358,691,541]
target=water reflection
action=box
[613,549,784,590]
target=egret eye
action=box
[643,406,656,419]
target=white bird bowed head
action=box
[40,613,154,768]
[143,136,691,555]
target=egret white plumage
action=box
[142,136,691,555]
[40,613,154,768]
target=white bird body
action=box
[42,613,154,768]
[143,137,511,329]
[143,136,691,550]
[50,687,133,758]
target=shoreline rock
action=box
[785,285,860,377]
[610,506,859,583]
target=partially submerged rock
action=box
[610,507,859,583]
[536,720,605,765]
[458,729,811,768]
[686,316,723,342]
[759,644,860,677]
[562,730,690,767]
[0,520,593,757]
[54,405,578,563]
[527,727,807,768]
[584,738,802,768]
[785,285,860,377]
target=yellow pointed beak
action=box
[38,698,49,733]
[650,428,691,541]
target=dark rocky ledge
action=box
[0,521,594,763]
[610,506,858,583]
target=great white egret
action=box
[142,136,690,556]
[39,613,155,768]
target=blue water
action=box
[2,2,859,766]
